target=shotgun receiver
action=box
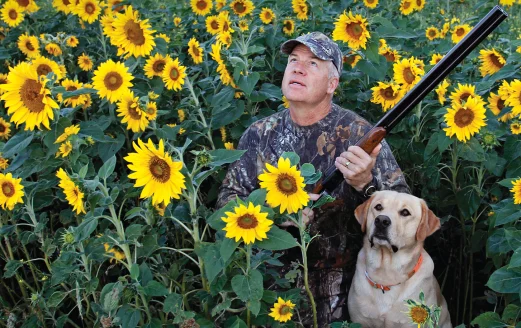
[313,5,508,196]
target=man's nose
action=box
[292,62,305,74]
[374,215,391,229]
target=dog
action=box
[348,191,452,328]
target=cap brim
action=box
[280,39,332,62]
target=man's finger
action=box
[308,193,320,201]
[370,143,382,159]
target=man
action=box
[217,32,409,325]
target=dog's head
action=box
[354,190,440,252]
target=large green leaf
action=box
[231,269,264,302]
[208,149,247,167]
[116,305,141,328]
[470,312,508,328]
[238,72,260,96]
[220,238,239,264]
[75,218,98,242]
[144,280,169,297]
[486,266,521,294]
[98,155,116,180]
[2,132,33,158]
[357,59,386,80]
[207,201,236,230]
[256,226,298,251]
[195,242,225,284]
[375,25,418,39]
[487,229,510,255]
[493,200,521,226]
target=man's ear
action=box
[327,76,339,94]
[416,200,441,241]
[354,195,374,233]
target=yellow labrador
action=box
[348,191,452,328]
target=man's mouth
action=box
[289,80,306,87]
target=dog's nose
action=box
[374,215,391,229]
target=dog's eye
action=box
[374,204,383,211]
[400,209,411,216]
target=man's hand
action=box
[279,193,320,227]
[334,144,381,192]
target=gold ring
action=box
[344,160,351,168]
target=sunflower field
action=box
[1,0,521,326]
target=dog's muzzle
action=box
[374,215,391,230]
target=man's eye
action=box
[400,209,411,216]
[374,204,383,211]
[310,61,317,66]
[290,58,297,62]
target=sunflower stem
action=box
[297,210,318,328]
[246,243,252,328]
[185,77,215,150]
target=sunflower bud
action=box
[195,150,212,167]
[480,131,500,150]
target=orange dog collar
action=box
[365,253,424,294]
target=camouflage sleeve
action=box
[216,126,262,208]
[370,138,410,194]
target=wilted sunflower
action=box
[18,33,40,58]
[282,19,295,36]
[425,27,439,41]
[0,62,58,131]
[413,0,426,10]
[116,89,149,132]
[0,172,24,210]
[238,19,249,31]
[56,141,73,158]
[511,122,521,135]
[124,138,186,206]
[0,117,11,140]
[479,49,505,77]
[45,43,62,56]
[190,0,212,16]
[450,83,478,107]
[110,6,156,58]
[230,0,254,17]
[145,102,157,120]
[444,96,487,142]
[66,36,79,47]
[505,79,521,116]
[451,24,471,43]
[78,53,94,71]
[143,53,171,79]
[269,298,296,323]
[332,11,370,50]
[59,79,85,107]
[430,53,444,65]
[259,8,275,24]
[435,79,450,105]
[292,0,308,20]
[258,157,309,214]
[162,58,186,91]
[363,0,378,8]
[31,56,64,80]
[56,168,86,214]
[394,58,423,91]
[187,37,204,64]
[1,1,24,27]
[487,92,505,116]
[52,0,72,13]
[205,15,220,34]
[74,0,101,23]
[511,178,521,205]
[399,0,415,15]
[221,202,273,244]
[371,82,405,112]
[92,59,134,103]
[55,124,80,143]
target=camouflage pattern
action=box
[281,32,343,75]
[217,103,410,326]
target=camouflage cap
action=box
[280,31,343,76]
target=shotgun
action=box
[312,5,508,196]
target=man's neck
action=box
[288,99,332,126]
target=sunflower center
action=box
[284,21,292,30]
[146,106,155,115]
[211,20,219,30]
[104,72,123,91]
[169,67,179,80]
[410,306,428,323]
[276,174,297,195]
[279,305,291,315]
[344,56,354,65]
[403,1,411,9]
[17,0,29,6]
[21,79,45,113]
[127,103,142,119]
[124,20,145,46]
[192,45,200,57]
[196,0,208,10]
[367,0,375,3]
[222,21,230,32]
[264,12,272,19]
[1,181,14,197]
[26,41,35,51]
[66,86,79,99]
[382,87,397,100]
[63,0,70,5]
[234,2,246,13]
[85,3,96,14]
[428,30,436,37]
[346,23,363,38]
[416,0,422,6]
[403,67,415,84]
[0,124,6,132]
[490,54,504,69]
[112,0,123,12]
[73,188,79,196]
[384,51,396,62]
[459,92,471,102]
[149,156,170,182]
[153,60,166,73]
[513,123,520,130]
[497,98,504,110]
[454,107,475,127]
[456,28,465,36]
[237,214,259,229]
[9,9,18,20]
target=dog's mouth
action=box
[370,234,399,253]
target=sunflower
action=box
[440,22,450,38]
[191,0,212,15]
[103,243,126,263]
[55,124,80,143]
[217,63,236,87]
[173,16,181,27]
[45,43,62,56]
[430,53,444,65]
[178,109,186,122]
[238,19,249,31]
[217,11,234,33]
[110,6,156,58]
[18,33,40,58]
[230,0,254,17]
[405,304,429,326]
[106,0,124,12]
[292,0,308,20]
[100,14,116,37]
[224,142,234,150]
[259,8,275,24]
[488,92,505,116]
[31,56,64,80]
[53,0,72,14]
[116,90,149,132]
[506,80,521,116]
[435,79,450,105]
[444,96,487,142]
[450,83,479,107]
[0,73,6,94]
[205,15,220,34]
[269,298,295,323]
[363,0,378,8]
[451,24,471,44]
[371,81,405,112]
[56,168,86,214]
[162,58,186,91]
[511,122,521,135]
[143,53,171,79]
[500,0,516,5]
[217,31,232,48]
[145,101,157,120]
[343,54,361,68]
[0,173,24,210]
[498,80,512,100]
[258,157,309,214]
[393,58,423,91]
[92,59,134,103]
[332,11,370,50]
[425,27,439,41]
[15,0,39,12]
[282,19,295,36]
[479,49,505,77]
[59,79,85,107]
[216,0,226,10]
[413,0,426,11]
[282,95,290,108]
[187,38,204,64]
[512,178,521,205]
[56,141,73,158]
[0,118,11,140]
[78,53,94,71]
[221,202,273,244]
[66,36,79,47]
[0,62,58,131]
[210,41,224,65]
[154,201,167,216]
[74,0,101,23]
[0,155,8,170]
[380,47,400,62]
[399,0,415,15]
[157,33,170,43]
[124,138,186,206]
[1,1,24,27]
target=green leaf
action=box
[98,155,116,180]
[47,291,67,308]
[211,87,235,108]
[505,229,521,251]
[98,134,125,162]
[357,59,386,80]
[103,284,121,312]
[281,152,300,166]
[246,45,265,55]
[504,136,521,162]
[207,201,236,230]
[365,38,380,63]
[208,149,247,167]
[248,299,261,316]
[75,218,98,242]
[493,200,521,226]
[502,304,521,323]
[125,224,143,240]
[300,163,315,177]
[79,163,89,179]
[3,260,23,278]
[211,298,232,316]
[130,264,140,280]
[163,293,183,314]
[247,189,267,206]
[509,248,521,269]
[455,186,480,218]
[458,138,485,162]
[195,242,225,284]
[487,229,510,255]
[2,132,33,158]
[470,312,508,328]
[62,88,96,100]
[117,305,141,328]
[220,238,239,264]
[238,72,260,96]
[224,316,248,328]
[498,178,518,188]
[376,25,418,39]
[211,100,245,129]
[231,269,264,301]
[486,266,521,294]
[256,226,298,251]
[144,280,169,297]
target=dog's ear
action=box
[416,200,441,241]
[354,195,374,233]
